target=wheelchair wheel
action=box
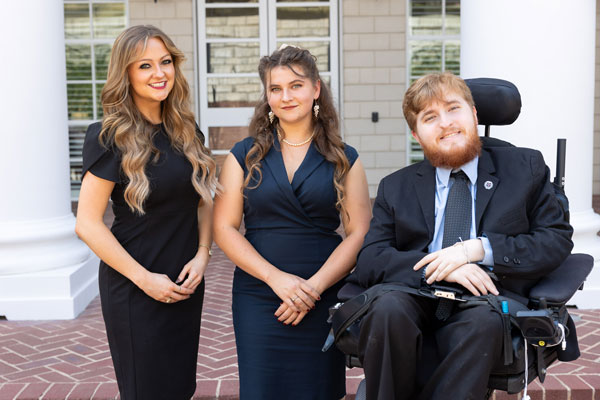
[355,378,366,400]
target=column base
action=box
[0,252,99,320]
[568,208,600,309]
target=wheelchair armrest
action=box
[338,282,366,302]
[529,253,594,307]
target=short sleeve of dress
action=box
[230,136,255,172]
[343,143,359,168]
[81,122,121,183]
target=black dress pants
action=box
[358,291,503,400]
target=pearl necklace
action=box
[278,131,315,147]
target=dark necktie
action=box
[436,170,472,321]
[442,171,472,248]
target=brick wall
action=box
[129,0,197,114]
[342,0,407,196]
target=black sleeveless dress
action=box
[82,122,205,400]
[230,135,358,400]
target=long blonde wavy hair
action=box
[100,25,217,214]
[246,46,351,217]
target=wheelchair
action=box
[325,78,595,400]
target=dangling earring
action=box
[268,111,275,124]
[313,103,320,119]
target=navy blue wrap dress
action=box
[81,122,205,400]
[230,135,358,400]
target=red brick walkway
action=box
[0,245,598,399]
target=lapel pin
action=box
[484,181,493,190]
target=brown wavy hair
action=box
[246,46,351,216]
[99,25,217,214]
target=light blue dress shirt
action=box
[427,156,494,266]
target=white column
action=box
[0,0,98,319]
[461,0,600,308]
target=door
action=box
[197,0,339,168]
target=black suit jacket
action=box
[348,144,574,298]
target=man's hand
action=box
[413,239,485,284]
[444,264,499,296]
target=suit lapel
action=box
[414,161,436,238]
[475,149,499,231]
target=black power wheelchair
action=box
[323,78,595,399]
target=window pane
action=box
[96,83,105,119]
[445,0,460,35]
[207,77,261,108]
[66,44,92,81]
[64,3,90,39]
[209,126,249,150]
[444,40,460,75]
[410,0,442,36]
[69,125,86,197]
[67,84,94,120]
[207,42,260,73]
[276,41,330,72]
[277,0,328,2]
[277,7,329,38]
[93,3,126,39]
[410,41,442,77]
[206,8,259,38]
[95,44,112,80]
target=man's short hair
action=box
[402,72,475,132]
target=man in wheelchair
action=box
[344,72,575,399]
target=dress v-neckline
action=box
[274,133,313,186]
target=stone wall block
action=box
[358,0,391,16]
[176,1,193,18]
[389,33,406,50]
[359,68,390,84]
[375,151,404,168]
[374,16,404,33]
[375,50,404,67]
[391,134,407,152]
[343,17,374,33]
[145,3,176,19]
[345,85,375,101]
[343,0,360,16]
[360,102,390,119]
[359,33,391,50]
[375,84,404,101]
[374,118,404,135]
[161,18,193,35]
[343,102,361,118]
[360,135,390,151]
[344,34,360,50]
[344,119,375,136]
[345,51,375,67]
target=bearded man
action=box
[347,73,573,400]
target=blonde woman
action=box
[214,45,371,399]
[75,25,217,400]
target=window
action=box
[407,0,460,164]
[64,0,127,197]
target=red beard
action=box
[420,122,482,169]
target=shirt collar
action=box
[435,156,479,187]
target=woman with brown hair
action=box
[75,25,217,399]
[213,45,371,399]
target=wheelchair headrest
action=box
[465,78,521,126]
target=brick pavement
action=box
[0,196,598,399]
[0,245,599,399]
